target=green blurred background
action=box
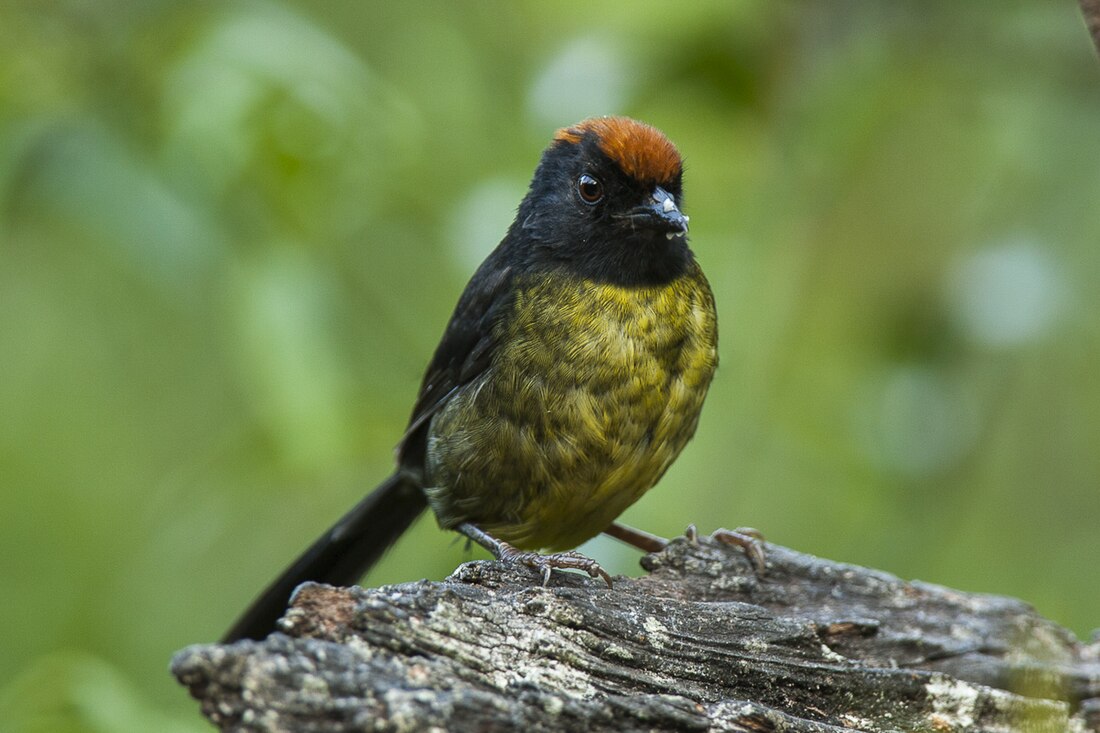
[2,1,1098,729]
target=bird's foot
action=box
[456,522,613,588]
[498,546,613,588]
[607,521,766,576]
[709,526,767,576]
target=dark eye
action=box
[576,174,604,204]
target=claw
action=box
[712,526,767,576]
[499,547,614,588]
[453,520,616,589]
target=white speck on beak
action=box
[662,197,676,213]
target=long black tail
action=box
[222,473,427,642]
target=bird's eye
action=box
[576,174,604,204]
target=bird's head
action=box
[513,117,691,286]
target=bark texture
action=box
[173,536,1100,732]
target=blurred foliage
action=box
[1,1,1098,729]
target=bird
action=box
[222,116,763,643]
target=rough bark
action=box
[173,536,1100,732]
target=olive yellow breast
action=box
[424,262,718,551]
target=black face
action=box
[509,133,691,286]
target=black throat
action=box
[560,233,693,287]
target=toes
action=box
[592,566,613,589]
[733,526,765,541]
[713,528,767,576]
[500,549,612,588]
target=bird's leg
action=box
[603,522,667,552]
[455,522,613,588]
[605,521,768,576]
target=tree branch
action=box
[173,536,1099,732]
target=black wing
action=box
[396,256,515,470]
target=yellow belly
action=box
[424,264,717,551]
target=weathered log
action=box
[173,535,1099,732]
